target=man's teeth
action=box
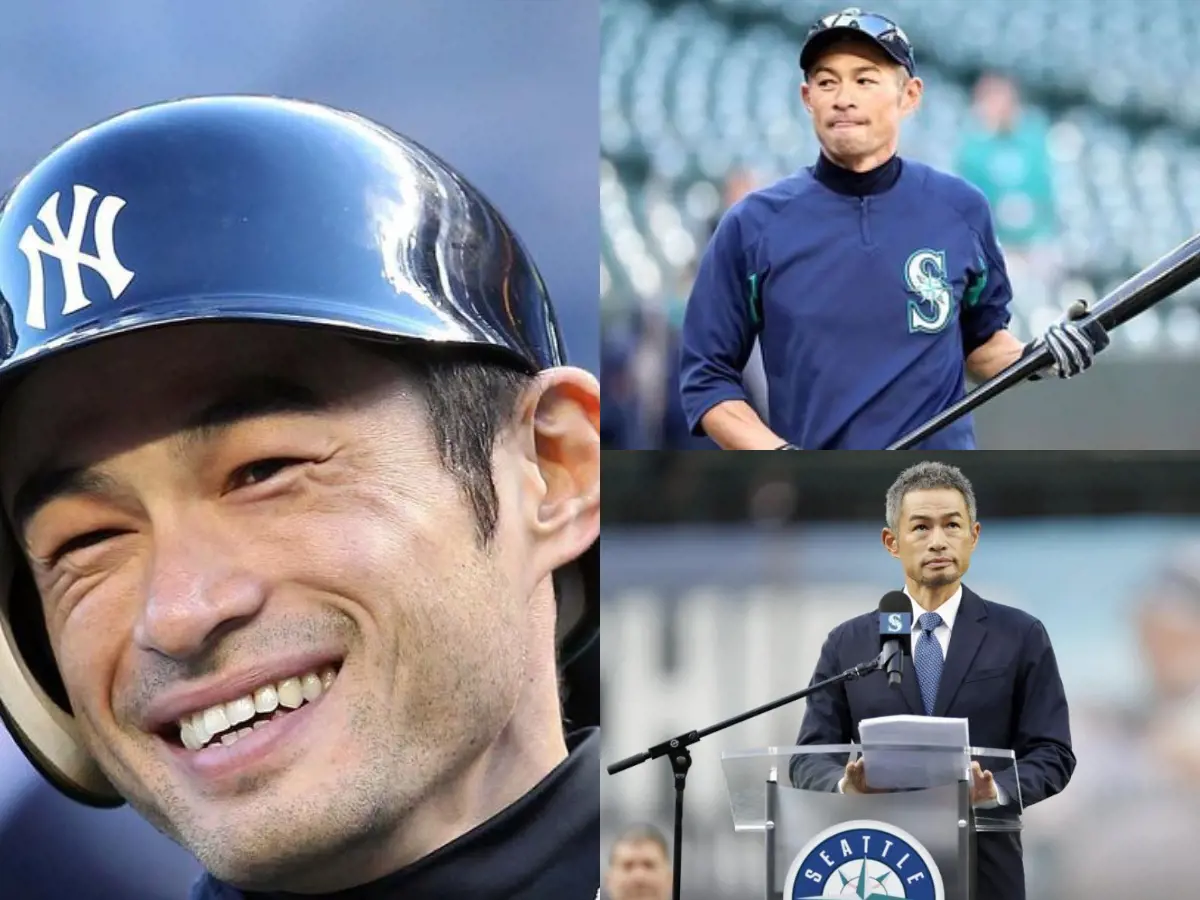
[178,666,337,751]
[278,677,304,709]
[254,684,277,713]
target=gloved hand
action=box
[1024,299,1109,380]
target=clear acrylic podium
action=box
[721,743,1022,900]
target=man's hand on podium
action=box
[970,761,999,804]
[838,758,1004,804]
[840,758,888,794]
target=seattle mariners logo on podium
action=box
[783,819,944,899]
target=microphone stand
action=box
[606,646,899,900]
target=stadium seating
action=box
[602,0,1200,353]
[713,0,1200,129]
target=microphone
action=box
[878,591,912,688]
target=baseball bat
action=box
[887,231,1200,450]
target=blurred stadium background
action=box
[600,0,1200,450]
[601,451,1200,899]
[0,2,598,897]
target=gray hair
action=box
[885,461,976,531]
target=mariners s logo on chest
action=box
[902,249,954,335]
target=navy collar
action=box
[194,728,601,900]
[812,152,902,197]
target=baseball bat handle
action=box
[888,231,1200,450]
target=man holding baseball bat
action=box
[679,7,1111,450]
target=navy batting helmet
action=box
[0,95,598,807]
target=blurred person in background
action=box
[604,823,673,900]
[956,72,1062,314]
[679,7,1109,451]
[1033,538,1200,898]
[791,460,1074,900]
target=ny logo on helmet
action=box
[17,184,135,330]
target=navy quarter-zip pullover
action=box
[680,154,1014,449]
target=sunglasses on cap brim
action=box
[805,10,915,74]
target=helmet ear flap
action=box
[0,531,123,807]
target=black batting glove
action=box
[1025,299,1109,380]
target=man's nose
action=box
[832,87,857,107]
[133,520,267,659]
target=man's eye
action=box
[48,528,128,566]
[229,458,305,490]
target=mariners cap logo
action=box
[784,819,944,899]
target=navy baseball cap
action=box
[800,8,916,77]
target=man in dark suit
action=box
[790,460,1074,900]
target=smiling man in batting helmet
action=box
[0,96,599,899]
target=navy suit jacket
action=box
[789,586,1075,900]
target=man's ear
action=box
[512,366,599,577]
[882,527,900,559]
[800,81,813,116]
[900,74,923,115]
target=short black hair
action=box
[610,823,671,863]
[403,347,535,546]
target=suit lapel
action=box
[932,586,988,718]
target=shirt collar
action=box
[904,584,963,631]
[811,151,902,197]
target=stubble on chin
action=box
[918,570,956,589]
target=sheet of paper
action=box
[858,715,970,790]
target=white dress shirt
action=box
[905,584,961,656]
